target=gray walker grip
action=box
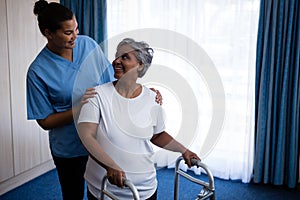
[174,156,215,200]
[100,176,140,200]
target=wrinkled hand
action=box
[150,88,163,105]
[106,167,126,188]
[182,150,201,168]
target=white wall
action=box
[0,0,58,195]
[0,0,13,184]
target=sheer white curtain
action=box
[107,0,260,183]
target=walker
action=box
[100,156,215,200]
[100,176,140,200]
[174,156,215,200]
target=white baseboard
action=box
[0,160,55,195]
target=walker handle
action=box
[191,158,202,166]
[101,176,140,200]
[174,156,215,200]
[122,178,140,200]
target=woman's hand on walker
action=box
[182,150,201,168]
[106,167,126,188]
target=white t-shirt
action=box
[78,82,165,199]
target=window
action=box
[107,0,260,182]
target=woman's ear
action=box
[137,64,144,72]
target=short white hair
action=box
[116,38,154,78]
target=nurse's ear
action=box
[44,29,53,40]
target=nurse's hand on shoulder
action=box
[150,88,163,105]
[73,87,97,119]
[81,87,97,104]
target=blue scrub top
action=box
[26,35,114,158]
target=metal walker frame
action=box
[174,156,215,200]
[100,156,215,200]
[100,176,140,200]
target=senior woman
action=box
[77,38,200,200]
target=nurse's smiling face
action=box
[46,15,79,51]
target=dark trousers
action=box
[52,154,88,200]
[87,188,157,200]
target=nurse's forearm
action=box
[37,109,75,130]
[37,88,97,130]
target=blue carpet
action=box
[1,168,299,200]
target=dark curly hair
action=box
[33,0,74,36]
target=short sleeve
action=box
[26,69,54,120]
[77,96,101,124]
[72,44,115,106]
[153,105,166,134]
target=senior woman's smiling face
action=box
[112,44,140,80]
